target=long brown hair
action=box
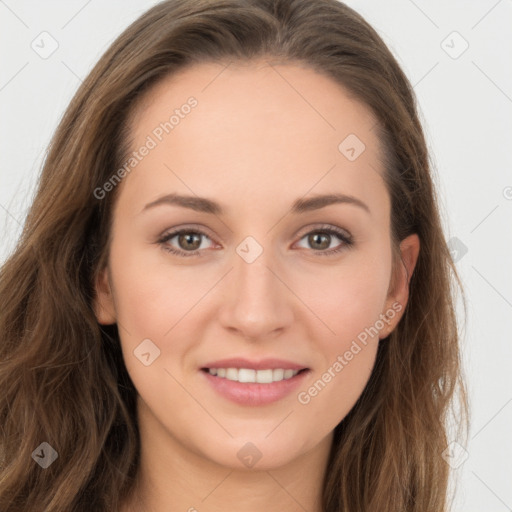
[0,1,468,510]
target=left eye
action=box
[295,229,350,253]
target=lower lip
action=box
[200,369,311,406]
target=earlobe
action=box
[93,266,117,325]
[380,233,420,339]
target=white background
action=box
[1,1,511,510]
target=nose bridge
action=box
[236,245,276,298]
[217,236,294,339]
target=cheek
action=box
[295,340,378,445]
[108,240,211,385]
[295,254,392,340]
[109,240,194,336]
[294,265,387,424]
[311,270,384,378]
[108,248,194,408]
[290,255,389,429]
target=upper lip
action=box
[201,358,309,371]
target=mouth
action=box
[199,359,311,406]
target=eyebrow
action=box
[141,192,370,215]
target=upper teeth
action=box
[208,368,301,383]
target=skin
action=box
[93,59,420,512]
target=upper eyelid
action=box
[159,224,217,243]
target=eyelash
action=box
[156,224,354,258]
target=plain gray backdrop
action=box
[1,1,511,510]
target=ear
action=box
[379,233,420,339]
[93,265,117,325]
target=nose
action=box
[217,245,295,341]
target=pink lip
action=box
[200,368,311,406]
[200,357,309,371]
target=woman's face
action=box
[94,60,419,470]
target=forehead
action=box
[119,59,387,217]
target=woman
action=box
[0,0,468,510]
